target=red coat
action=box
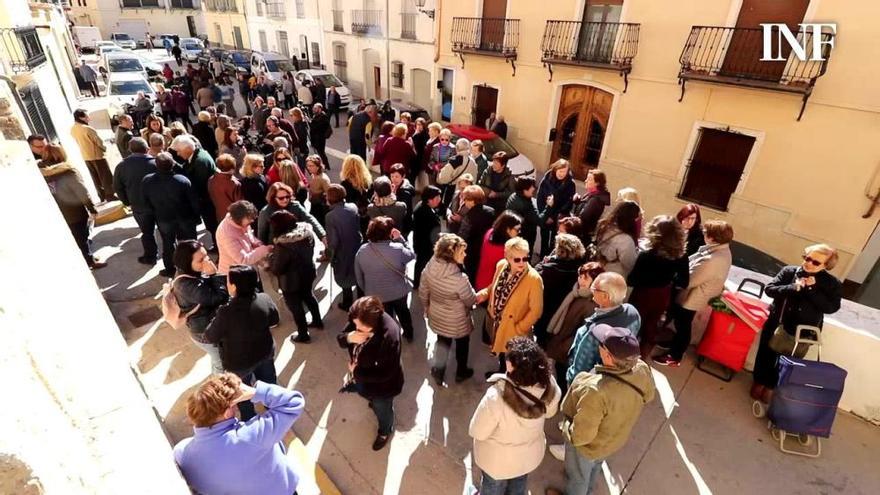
[374,136,415,175]
[475,229,507,291]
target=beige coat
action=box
[676,243,732,311]
[478,260,544,354]
[562,361,655,460]
[469,374,560,480]
[71,122,106,161]
[418,258,477,338]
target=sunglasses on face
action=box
[510,257,527,263]
[439,138,450,143]
[276,195,291,201]
[803,255,824,267]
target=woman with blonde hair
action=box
[267,148,308,202]
[214,114,231,152]
[476,237,544,378]
[750,243,841,404]
[341,153,373,232]
[240,153,268,212]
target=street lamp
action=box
[413,0,435,20]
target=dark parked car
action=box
[222,50,251,74]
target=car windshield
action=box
[313,74,343,87]
[266,60,296,72]
[475,136,519,159]
[108,59,143,72]
[183,43,201,51]
[114,34,132,41]
[230,52,247,63]
[110,80,152,96]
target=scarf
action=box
[372,193,398,207]
[547,283,592,335]
[491,264,526,334]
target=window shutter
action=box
[21,84,57,141]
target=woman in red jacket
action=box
[474,211,523,292]
[374,123,415,176]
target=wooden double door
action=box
[551,85,613,180]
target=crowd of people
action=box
[30,77,844,495]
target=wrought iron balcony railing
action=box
[265,2,284,19]
[401,12,416,40]
[678,25,835,120]
[451,17,520,75]
[0,26,46,73]
[352,10,382,36]
[332,10,344,32]
[541,20,639,90]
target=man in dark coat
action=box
[311,78,326,107]
[505,176,542,253]
[309,103,331,168]
[412,186,442,289]
[172,135,219,250]
[326,86,342,127]
[348,104,377,161]
[325,184,362,310]
[490,115,508,139]
[115,114,135,159]
[142,152,201,276]
[478,151,515,216]
[113,137,158,264]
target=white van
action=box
[72,26,102,52]
[250,52,297,83]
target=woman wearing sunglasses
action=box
[750,244,842,405]
[476,237,544,378]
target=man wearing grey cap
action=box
[546,324,655,495]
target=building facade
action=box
[203,0,250,49]
[68,0,206,42]
[245,0,323,66]
[321,0,437,113]
[1,0,95,186]
[436,0,880,300]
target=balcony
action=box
[265,1,284,19]
[169,0,197,8]
[400,12,416,40]
[120,0,160,7]
[332,9,344,32]
[0,26,46,73]
[352,10,382,36]
[678,26,835,120]
[451,17,520,75]
[541,20,640,91]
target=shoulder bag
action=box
[369,243,414,285]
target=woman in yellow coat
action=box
[477,237,544,378]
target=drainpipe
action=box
[433,0,442,63]
[385,0,391,100]
[0,75,38,139]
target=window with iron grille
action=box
[333,43,347,83]
[277,31,289,57]
[311,42,321,67]
[255,0,262,15]
[391,62,403,88]
[679,128,755,211]
[295,0,304,18]
[20,84,57,141]
[258,30,267,52]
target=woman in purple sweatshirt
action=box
[173,373,305,494]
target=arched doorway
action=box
[550,84,613,180]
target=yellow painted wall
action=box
[203,8,251,49]
[437,0,880,277]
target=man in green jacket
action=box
[547,324,655,495]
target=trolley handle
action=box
[794,324,822,362]
[737,278,765,299]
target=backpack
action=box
[160,274,200,330]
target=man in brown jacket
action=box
[546,324,655,495]
[71,108,116,202]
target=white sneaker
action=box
[549,444,565,462]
